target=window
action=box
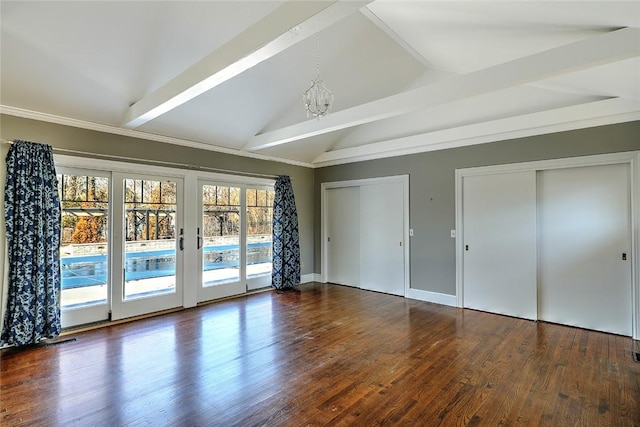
[58,173,109,309]
[202,185,241,286]
[246,188,275,278]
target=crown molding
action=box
[3,102,639,170]
[312,99,640,168]
[0,105,314,169]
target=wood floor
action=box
[1,283,639,426]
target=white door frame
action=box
[455,151,640,339]
[321,175,410,297]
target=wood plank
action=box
[1,283,639,426]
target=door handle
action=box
[179,236,184,251]
[197,227,202,250]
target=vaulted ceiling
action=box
[1,1,639,167]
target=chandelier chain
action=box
[315,34,321,79]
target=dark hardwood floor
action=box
[1,282,639,426]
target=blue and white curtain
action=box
[272,176,300,290]
[1,140,61,346]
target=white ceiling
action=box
[1,1,639,168]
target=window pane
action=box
[247,188,274,279]
[123,179,177,299]
[202,185,241,286]
[59,173,109,309]
[256,189,267,207]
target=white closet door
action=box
[360,182,405,296]
[538,164,632,336]
[463,171,538,320]
[326,187,360,287]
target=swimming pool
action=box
[61,242,271,289]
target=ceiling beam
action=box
[122,0,372,129]
[312,97,640,166]
[246,26,640,151]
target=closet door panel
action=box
[538,164,632,336]
[360,182,405,296]
[326,187,360,287]
[463,171,537,320]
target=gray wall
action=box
[314,121,640,296]
[0,114,316,275]
[4,114,640,295]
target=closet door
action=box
[359,182,405,296]
[326,187,360,287]
[538,164,632,336]
[462,171,537,320]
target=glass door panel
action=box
[112,173,183,320]
[246,187,274,290]
[123,178,177,299]
[58,170,110,328]
[198,182,244,302]
[202,185,240,286]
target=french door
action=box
[59,170,184,327]
[197,181,274,303]
[57,158,274,328]
[58,168,111,328]
[111,173,184,320]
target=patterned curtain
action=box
[272,176,300,290]
[1,140,61,346]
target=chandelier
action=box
[303,34,333,119]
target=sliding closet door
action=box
[538,164,632,336]
[326,187,360,287]
[360,182,405,296]
[462,172,537,320]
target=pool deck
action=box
[62,263,272,307]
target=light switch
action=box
[409,229,414,237]
[450,230,456,238]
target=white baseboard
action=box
[407,288,457,307]
[300,273,319,284]
[304,278,457,306]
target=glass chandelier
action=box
[303,34,334,119]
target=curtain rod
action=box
[0,139,279,180]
